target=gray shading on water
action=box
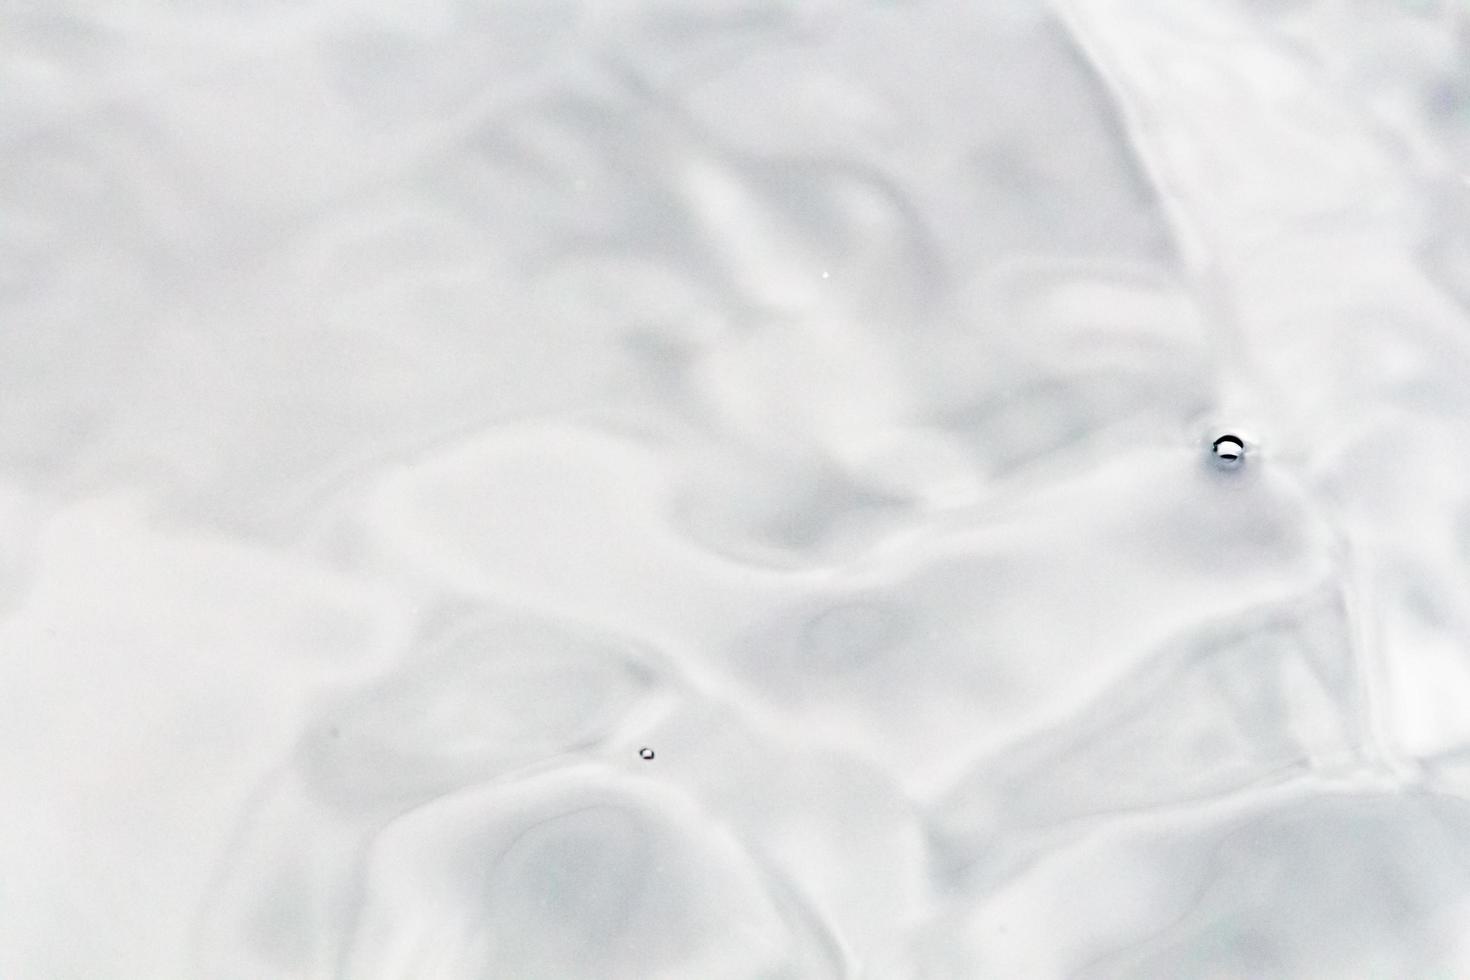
[1074,794,1470,979]
[7,0,1470,978]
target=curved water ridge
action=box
[5,1,1470,978]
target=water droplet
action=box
[639,747,655,761]
[1212,433,1245,467]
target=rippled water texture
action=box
[6,0,1470,977]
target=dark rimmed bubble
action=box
[1212,434,1245,468]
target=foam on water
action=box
[5,0,1470,977]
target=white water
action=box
[5,1,1470,977]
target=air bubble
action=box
[1211,434,1245,468]
[639,747,655,761]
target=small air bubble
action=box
[1211,433,1245,468]
[639,747,655,761]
